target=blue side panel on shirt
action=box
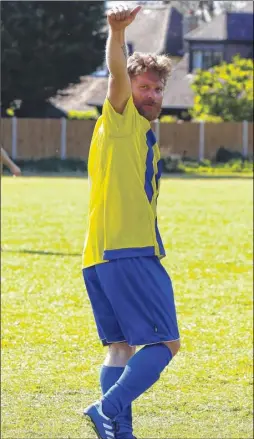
[144,130,165,257]
[155,218,166,256]
[146,129,157,148]
[144,129,156,202]
[155,159,162,191]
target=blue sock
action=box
[102,344,172,419]
[100,366,133,438]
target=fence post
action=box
[12,117,17,159]
[60,117,67,159]
[242,120,248,158]
[154,118,160,146]
[199,120,205,161]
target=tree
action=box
[1,1,106,115]
[190,56,254,122]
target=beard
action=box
[135,103,162,121]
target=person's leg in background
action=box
[101,343,136,438]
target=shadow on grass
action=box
[1,248,81,257]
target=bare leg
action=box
[104,342,136,367]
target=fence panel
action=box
[17,119,61,159]
[159,122,200,159]
[66,120,96,159]
[1,119,253,160]
[248,123,253,156]
[204,122,243,160]
[0,119,12,154]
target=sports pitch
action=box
[1,176,253,439]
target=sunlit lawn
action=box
[1,176,253,439]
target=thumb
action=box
[130,5,142,18]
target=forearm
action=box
[1,147,15,168]
[106,29,128,77]
[105,4,140,112]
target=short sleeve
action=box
[102,96,138,137]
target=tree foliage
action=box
[190,56,254,122]
[1,1,106,110]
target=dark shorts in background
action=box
[82,256,180,347]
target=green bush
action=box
[161,156,253,175]
[160,115,178,123]
[68,108,99,120]
[2,156,252,176]
[161,155,183,172]
[193,115,223,123]
[190,56,254,122]
[199,159,212,167]
[3,157,87,173]
[6,108,15,117]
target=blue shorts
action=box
[82,256,180,347]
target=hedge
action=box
[2,156,253,175]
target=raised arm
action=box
[106,4,141,114]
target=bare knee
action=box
[163,339,181,357]
[105,342,136,367]
[109,342,136,359]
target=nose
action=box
[146,89,157,102]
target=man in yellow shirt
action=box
[83,5,180,439]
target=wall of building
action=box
[225,43,253,62]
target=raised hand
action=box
[107,4,141,31]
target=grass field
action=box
[1,176,253,439]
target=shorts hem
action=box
[101,338,127,346]
[128,337,180,347]
[101,337,180,347]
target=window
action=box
[193,51,203,69]
[192,50,223,70]
[213,51,223,65]
[247,48,253,60]
[203,51,213,70]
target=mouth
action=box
[143,104,155,109]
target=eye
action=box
[140,85,148,89]
[156,87,163,93]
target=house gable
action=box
[227,12,253,42]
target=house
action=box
[53,2,253,119]
[91,4,182,77]
[104,2,207,58]
[52,3,206,114]
[155,1,254,119]
[84,1,202,118]
[184,1,253,72]
[124,4,183,58]
[159,54,194,119]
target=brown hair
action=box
[127,52,172,86]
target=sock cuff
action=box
[143,343,173,364]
